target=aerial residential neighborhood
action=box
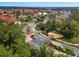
[1,2,79,57]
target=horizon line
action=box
[0,6,79,7]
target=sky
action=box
[0,2,79,7]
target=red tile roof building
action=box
[0,15,16,24]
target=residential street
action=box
[22,22,79,56]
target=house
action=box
[0,15,17,24]
[48,32,63,41]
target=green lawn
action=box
[0,24,9,31]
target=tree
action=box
[15,11,21,19]
[60,19,79,39]
[0,21,31,56]
[14,45,31,57]
[0,45,13,57]
[46,13,56,20]
[13,34,31,57]
[70,14,79,21]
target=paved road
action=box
[37,33,79,56]
[22,22,79,56]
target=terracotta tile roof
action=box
[48,32,63,39]
[27,32,33,37]
[0,15,16,24]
